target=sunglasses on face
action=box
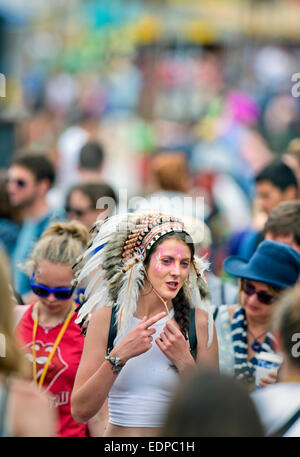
[65,205,92,217]
[241,280,278,305]
[30,275,74,300]
[6,177,27,188]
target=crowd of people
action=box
[0,146,300,437]
[1,7,300,439]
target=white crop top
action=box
[108,309,179,428]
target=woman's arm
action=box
[71,307,167,423]
[71,306,118,423]
[13,379,57,437]
[87,400,108,437]
[13,304,30,329]
[195,309,219,369]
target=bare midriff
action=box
[104,422,160,437]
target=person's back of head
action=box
[162,369,264,437]
[272,287,300,371]
[264,200,300,252]
[79,141,104,171]
[150,152,190,194]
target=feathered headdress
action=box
[73,211,214,347]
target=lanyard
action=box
[32,303,74,390]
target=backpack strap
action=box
[107,306,118,353]
[107,306,198,359]
[213,306,219,320]
[188,308,197,360]
[269,408,300,437]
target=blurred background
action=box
[1,0,300,276]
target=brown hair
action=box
[11,152,55,188]
[162,369,264,437]
[264,200,300,248]
[151,152,190,193]
[0,170,23,224]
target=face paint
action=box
[146,238,191,302]
[154,246,190,271]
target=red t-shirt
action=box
[15,304,88,437]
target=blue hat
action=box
[223,240,300,289]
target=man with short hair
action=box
[264,200,300,253]
[255,159,298,216]
[235,159,299,260]
[7,153,65,301]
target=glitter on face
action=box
[146,238,192,302]
[152,245,191,273]
[35,267,42,282]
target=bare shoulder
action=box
[195,308,209,327]
[73,306,113,390]
[85,306,113,343]
[194,308,210,345]
[10,378,56,436]
[11,377,49,408]
[13,304,31,328]
[194,309,219,367]
[89,306,112,327]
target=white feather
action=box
[114,258,145,333]
[76,250,106,283]
[188,265,202,308]
[75,284,111,325]
[84,269,105,299]
[193,254,210,277]
[188,259,214,348]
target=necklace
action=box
[143,269,170,315]
[247,326,267,352]
[32,302,75,390]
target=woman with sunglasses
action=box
[15,221,103,437]
[215,240,300,390]
[65,182,118,231]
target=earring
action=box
[141,268,153,296]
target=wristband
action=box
[105,354,125,374]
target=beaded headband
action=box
[73,211,213,347]
[121,215,191,268]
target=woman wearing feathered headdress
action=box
[71,211,218,437]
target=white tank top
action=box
[108,309,179,428]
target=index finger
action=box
[143,312,167,329]
[164,319,181,334]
